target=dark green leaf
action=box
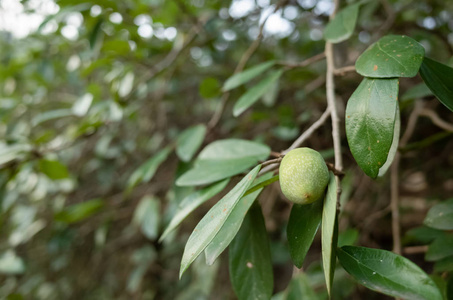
[38,159,70,180]
[229,203,273,300]
[424,199,453,230]
[205,173,272,265]
[346,78,399,178]
[321,173,338,297]
[159,179,229,242]
[176,139,270,186]
[199,77,221,98]
[54,199,104,224]
[223,61,275,91]
[355,35,425,78]
[433,256,453,273]
[338,246,442,300]
[404,226,445,244]
[324,3,360,43]
[287,199,323,268]
[426,234,453,261]
[179,165,261,278]
[233,70,284,117]
[176,124,207,162]
[420,57,453,112]
[378,104,400,177]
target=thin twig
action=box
[261,157,283,167]
[418,108,453,132]
[278,52,326,69]
[403,245,428,255]
[333,65,356,76]
[326,162,345,178]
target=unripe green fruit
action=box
[279,148,329,205]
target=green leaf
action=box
[199,77,221,98]
[433,256,453,273]
[0,251,25,275]
[204,173,272,265]
[324,3,360,43]
[176,139,270,186]
[378,104,400,177]
[0,143,31,166]
[424,199,453,230]
[127,146,172,191]
[176,124,207,162]
[38,159,70,180]
[420,57,453,112]
[426,234,453,261]
[404,226,445,244]
[223,61,275,91]
[286,273,319,300]
[32,109,74,126]
[321,173,338,297]
[54,199,104,224]
[345,78,399,178]
[287,199,323,268]
[338,246,443,300]
[229,203,273,300]
[337,228,359,247]
[179,165,261,278]
[355,35,425,78]
[401,83,432,101]
[233,70,284,117]
[132,196,160,240]
[159,179,230,242]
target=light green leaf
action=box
[0,250,25,275]
[127,146,172,191]
[38,159,70,180]
[159,179,229,242]
[133,196,160,240]
[229,203,273,300]
[176,139,270,186]
[420,57,453,112]
[338,246,443,300]
[32,109,74,126]
[378,104,400,177]
[345,78,399,178]
[0,143,31,166]
[287,199,323,268]
[179,165,261,278]
[324,3,360,43]
[176,124,207,162]
[355,35,425,78]
[424,199,453,230]
[286,273,319,300]
[223,61,275,91]
[54,199,104,224]
[233,69,284,117]
[321,173,338,297]
[205,173,272,265]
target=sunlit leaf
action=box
[223,61,275,91]
[38,159,70,180]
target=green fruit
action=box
[279,148,329,205]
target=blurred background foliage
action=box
[0,0,452,299]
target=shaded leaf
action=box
[345,78,399,178]
[338,246,442,300]
[420,57,453,112]
[337,228,359,247]
[433,256,453,273]
[205,173,272,265]
[401,83,432,101]
[176,139,270,186]
[426,234,453,261]
[355,35,425,78]
[378,104,400,177]
[199,77,221,98]
[179,165,261,278]
[223,61,275,91]
[38,159,70,180]
[321,173,338,297]
[286,273,319,300]
[133,196,160,240]
[159,179,229,242]
[287,199,323,268]
[233,70,284,117]
[424,199,453,230]
[229,203,273,300]
[324,3,360,43]
[54,199,104,224]
[176,124,207,162]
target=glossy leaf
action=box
[286,273,319,300]
[346,78,399,178]
[424,199,453,230]
[176,124,207,162]
[179,165,261,278]
[321,173,338,297]
[233,70,284,117]
[127,146,172,192]
[229,203,273,300]
[54,199,104,224]
[324,3,360,43]
[38,159,70,180]
[132,196,160,240]
[355,35,425,78]
[287,199,323,268]
[176,139,270,186]
[426,234,453,261]
[378,104,400,177]
[420,57,453,112]
[338,246,442,300]
[159,179,229,242]
[223,61,275,91]
[205,173,272,265]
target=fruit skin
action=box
[279,148,329,205]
